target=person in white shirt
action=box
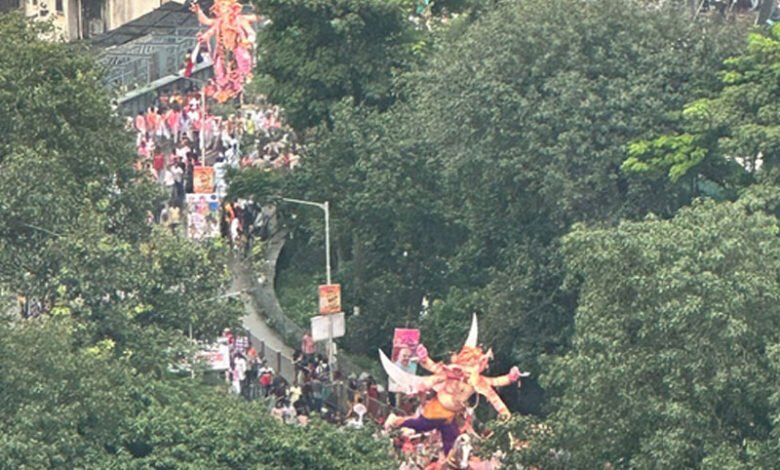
[162,166,174,189]
[230,216,241,248]
[282,402,297,424]
[235,354,247,382]
[175,142,190,161]
[346,397,367,429]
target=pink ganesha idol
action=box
[191,0,263,102]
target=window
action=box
[0,0,21,13]
[55,0,62,13]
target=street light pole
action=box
[280,197,334,381]
[280,198,331,283]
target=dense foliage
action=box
[239,0,742,374]
[550,198,780,468]
[254,0,417,130]
[0,318,393,469]
[624,23,780,197]
[8,0,780,465]
[234,0,780,465]
[0,12,392,468]
[0,12,242,369]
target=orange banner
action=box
[193,166,214,194]
[318,284,342,314]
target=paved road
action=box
[228,228,298,381]
[228,224,363,382]
[241,300,293,358]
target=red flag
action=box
[184,42,201,78]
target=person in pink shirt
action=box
[165,107,181,142]
[137,138,151,159]
[301,331,315,364]
[145,107,157,136]
[134,111,147,137]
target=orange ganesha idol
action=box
[380,314,528,456]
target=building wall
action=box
[24,0,69,40]
[106,0,171,32]
[24,0,181,41]
[110,0,171,32]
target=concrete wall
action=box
[106,0,170,32]
[24,0,181,41]
[24,0,70,40]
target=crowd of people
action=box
[127,81,300,243]
[205,308,504,467]
[129,85,301,188]
[126,80,503,470]
[220,328,287,402]
[214,330,465,467]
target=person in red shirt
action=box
[366,376,379,417]
[152,151,165,183]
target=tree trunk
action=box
[351,231,365,295]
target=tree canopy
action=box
[0,317,393,469]
[254,0,417,130]
[547,198,780,468]
[622,24,780,199]
[7,0,780,465]
[239,0,744,380]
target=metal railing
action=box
[99,29,200,90]
[243,330,406,419]
[246,330,296,384]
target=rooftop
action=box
[87,1,214,50]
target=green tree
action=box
[409,0,743,403]
[548,199,780,468]
[0,13,158,251]
[0,13,241,370]
[623,24,780,199]
[231,102,460,352]
[254,0,417,130]
[0,318,394,469]
[0,12,160,287]
[413,0,740,248]
[239,0,745,374]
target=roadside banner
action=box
[311,312,345,342]
[318,284,341,314]
[196,342,231,371]
[193,166,215,193]
[186,193,220,240]
[389,328,420,392]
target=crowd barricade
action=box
[243,329,411,421]
[246,330,296,384]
